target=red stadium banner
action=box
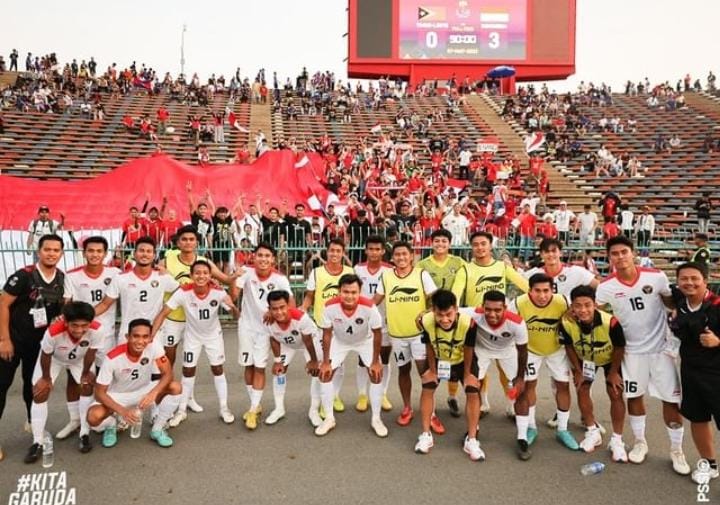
[0,151,330,229]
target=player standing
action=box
[236,243,293,430]
[510,273,578,459]
[316,275,386,437]
[24,302,101,462]
[59,236,120,440]
[374,242,437,428]
[596,236,690,474]
[353,236,393,413]
[152,261,239,426]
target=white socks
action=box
[332,365,345,397]
[309,377,321,410]
[556,409,570,431]
[667,424,684,451]
[528,405,537,429]
[31,401,48,444]
[356,363,369,396]
[66,400,80,422]
[94,415,116,433]
[214,374,229,409]
[250,388,263,410]
[273,374,287,411]
[180,376,196,412]
[369,382,383,418]
[153,394,181,431]
[516,414,529,440]
[320,381,335,422]
[381,364,391,394]
[78,395,93,436]
[630,414,646,441]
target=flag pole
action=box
[180,24,187,76]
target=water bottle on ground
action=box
[42,431,54,468]
[130,408,143,439]
[580,462,605,476]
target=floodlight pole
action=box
[180,24,187,76]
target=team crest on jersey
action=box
[79,341,89,347]
[8,276,18,287]
[267,283,275,291]
[151,280,160,288]
[501,331,511,338]
[104,277,112,285]
[140,357,149,365]
[291,330,299,336]
[558,274,567,282]
[210,300,219,307]
[355,318,364,325]
[642,285,653,294]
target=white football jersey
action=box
[65,266,121,335]
[354,262,391,318]
[40,320,103,366]
[321,297,382,345]
[236,267,292,331]
[268,308,318,349]
[165,285,230,341]
[524,264,595,299]
[596,268,671,354]
[106,270,179,336]
[460,307,528,356]
[98,340,167,394]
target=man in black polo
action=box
[0,234,65,461]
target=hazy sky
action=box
[3,0,718,92]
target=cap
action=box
[38,205,49,212]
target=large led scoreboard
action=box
[348,0,576,88]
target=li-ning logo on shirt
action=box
[388,285,421,303]
[322,283,340,292]
[475,275,503,286]
[389,286,418,296]
[526,316,559,326]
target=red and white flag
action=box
[524,132,546,153]
[227,110,249,133]
[443,178,469,198]
[370,123,383,134]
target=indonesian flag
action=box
[307,188,346,215]
[524,132,546,153]
[227,109,249,133]
[443,178,469,198]
[132,76,152,90]
[370,123,383,134]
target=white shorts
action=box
[390,335,426,367]
[95,333,117,367]
[161,319,186,348]
[329,338,373,370]
[525,348,570,382]
[380,328,390,348]
[622,352,681,403]
[279,340,322,367]
[32,357,83,385]
[183,333,226,367]
[97,383,156,410]
[238,326,270,368]
[475,347,518,381]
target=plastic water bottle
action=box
[42,431,54,468]
[580,462,605,476]
[276,374,287,386]
[506,380,518,401]
[130,408,143,439]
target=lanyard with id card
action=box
[582,360,596,381]
[437,360,452,381]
